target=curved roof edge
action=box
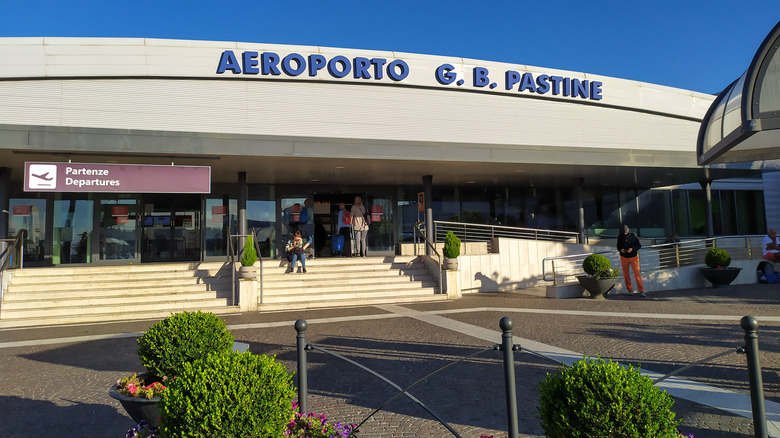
[0,37,713,121]
[698,20,780,165]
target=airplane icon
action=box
[32,172,53,181]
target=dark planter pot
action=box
[576,275,618,299]
[699,267,742,288]
[109,384,161,427]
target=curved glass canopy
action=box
[698,21,780,164]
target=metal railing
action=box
[294,316,769,438]
[543,235,762,285]
[414,222,442,294]
[0,234,24,302]
[434,221,580,252]
[227,228,263,306]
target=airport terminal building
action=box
[0,38,770,267]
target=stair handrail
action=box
[414,222,442,295]
[542,234,762,285]
[0,233,24,301]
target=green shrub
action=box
[241,235,258,266]
[443,231,461,258]
[537,357,680,438]
[137,311,234,379]
[704,247,731,268]
[582,254,611,276]
[159,351,296,438]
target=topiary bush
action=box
[443,231,461,258]
[241,235,258,267]
[582,253,611,276]
[137,311,234,379]
[159,351,296,438]
[537,356,680,438]
[704,247,731,268]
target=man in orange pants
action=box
[617,224,645,297]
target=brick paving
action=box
[0,283,777,437]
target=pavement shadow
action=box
[247,334,552,436]
[0,396,131,438]
[18,337,141,371]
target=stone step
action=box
[2,289,233,310]
[7,276,232,292]
[2,282,231,301]
[262,270,432,286]
[7,262,228,277]
[259,293,448,311]
[0,297,232,320]
[263,280,438,297]
[0,305,238,328]
[261,286,439,304]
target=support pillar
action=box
[574,178,585,244]
[423,175,434,256]
[700,176,714,238]
[0,167,9,240]
[238,171,247,253]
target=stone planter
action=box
[239,265,257,279]
[442,257,458,271]
[109,383,161,427]
[699,267,742,287]
[576,275,617,299]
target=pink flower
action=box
[126,383,138,394]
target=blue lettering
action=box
[519,73,537,93]
[261,52,281,75]
[217,50,241,74]
[437,64,457,85]
[282,53,306,76]
[387,60,409,81]
[563,78,571,96]
[505,70,521,90]
[353,57,372,79]
[371,58,386,79]
[549,76,563,95]
[473,67,489,87]
[590,81,603,100]
[308,54,326,76]
[535,74,550,94]
[572,79,588,98]
[328,56,351,78]
[242,51,259,75]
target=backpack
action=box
[342,210,352,225]
[299,207,309,224]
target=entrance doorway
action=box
[140,195,201,262]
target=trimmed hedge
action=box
[537,357,680,438]
[443,231,461,258]
[137,311,234,379]
[582,253,611,276]
[704,247,731,268]
[159,351,295,438]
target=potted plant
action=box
[442,231,461,270]
[576,253,619,298]
[239,235,258,279]
[700,247,741,287]
[110,311,235,427]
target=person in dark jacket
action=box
[617,224,645,297]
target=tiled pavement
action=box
[0,284,778,437]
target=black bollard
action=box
[500,317,519,438]
[740,316,767,438]
[295,319,308,414]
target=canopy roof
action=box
[698,21,780,165]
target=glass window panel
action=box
[688,190,707,236]
[636,190,672,237]
[248,200,275,258]
[53,199,93,264]
[735,190,766,234]
[8,198,47,264]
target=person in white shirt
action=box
[762,228,780,262]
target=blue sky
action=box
[1,0,778,94]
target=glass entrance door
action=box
[141,195,201,262]
[98,199,138,263]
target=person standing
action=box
[350,195,370,257]
[335,202,352,257]
[762,228,780,262]
[617,224,645,297]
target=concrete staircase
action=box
[258,255,446,311]
[0,262,235,328]
[0,256,446,327]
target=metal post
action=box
[423,175,434,256]
[499,317,519,438]
[295,319,308,414]
[741,316,767,438]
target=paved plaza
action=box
[0,284,778,437]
